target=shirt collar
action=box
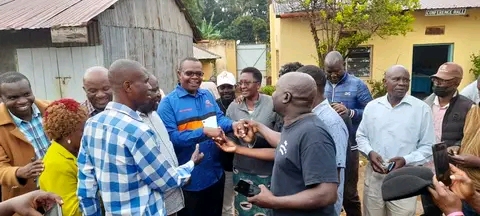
[82,100,99,117]
[176,84,206,98]
[378,94,415,108]
[9,103,41,124]
[433,91,458,107]
[312,99,330,113]
[49,140,76,160]
[239,93,263,111]
[105,102,143,122]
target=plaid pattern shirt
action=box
[81,100,102,117]
[77,102,194,216]
[10,104,50,159]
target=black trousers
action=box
[177,172,225,216]
[343,149,362,216]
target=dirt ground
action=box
[340,158,424,216]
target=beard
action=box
[138,100,156,114]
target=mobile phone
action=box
[44,203,62,216]
[234,180,261,197]
[432,143,452,186]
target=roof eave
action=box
[174,0,202,42]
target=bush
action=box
[470,52,480,78]
[366,79,387,99]
[260,85,275,96]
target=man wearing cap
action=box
[215,71,237,216]
[421,62,474,216]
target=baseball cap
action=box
[217,71,236,86]
[431,63,463,80]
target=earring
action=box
[67,139,71,144]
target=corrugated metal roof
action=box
[193,45,221,60]
[273,0,480,16]
[0,0,118,30]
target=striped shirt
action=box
[77,102,194,216]
[9,104,50,159]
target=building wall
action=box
[97,0,194,93]
[270,8,480,89]
[196,40,238,77]
[201,59,216,79]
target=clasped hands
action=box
[204,120,258,153]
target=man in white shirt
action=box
[356,65,435,216]
[138,74,185,216]
[460,77,480,104]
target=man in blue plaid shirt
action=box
[77,59,204,216]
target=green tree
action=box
[280,0,420,66]
[222,16,268,43]
[199,12,223,39]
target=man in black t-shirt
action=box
[221,72,338,216]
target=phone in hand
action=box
[234,180,261,197]
[432,142,452,186]
[383,161,396,173]
[44,203,62,216]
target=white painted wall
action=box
[16,46,104,102]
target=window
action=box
[345,47,372,77]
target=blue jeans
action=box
[463,201,480,216]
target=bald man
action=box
[324,51,372,215]
[77,59,202,216]
[82,66,113,117]
[356,65,435,216]
[218,72,339,215]
[421,62,474,216]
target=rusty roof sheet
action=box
[0,0,118,30]
[273,0,480,15]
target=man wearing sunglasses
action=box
[421,62,474,216]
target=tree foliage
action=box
[183,0,269,43]
[281,0,420,65]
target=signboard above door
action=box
[51,26,89,44]
[425,8,467,16]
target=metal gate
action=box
[236,44,267,86]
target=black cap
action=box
[382,166,434,201]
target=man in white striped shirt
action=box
[138,74,185,216]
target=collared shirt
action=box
[460,80,479,104]
[158,84,233,191]
[9,104,50,159]
[356,95,435,166]
[313,99,348,168]
[81,100,102,117]
[325,73,373,150]
[432,94,455,143]
[138,111,184,215]
[39,141,81,216]
[77,102,194,216]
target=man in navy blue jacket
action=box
[324,51,373,216]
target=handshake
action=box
[204,119,260,153]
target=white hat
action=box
[217,71,236,86]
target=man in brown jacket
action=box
[0,72,50,201]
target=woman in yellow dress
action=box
[39,98,88,216]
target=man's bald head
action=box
[83,66,108,83]
[82,66,112,111]
[324,51,344,67]
[108,59,146,88]
[275,72,317,111]
[384,65,410,101]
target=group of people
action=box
[0,50,479,216]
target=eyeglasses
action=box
[431,77,456,85]
[184,71,204,77]
[237,81,259,86]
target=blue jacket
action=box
[157,85,233,191]
[325,73,373,135]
